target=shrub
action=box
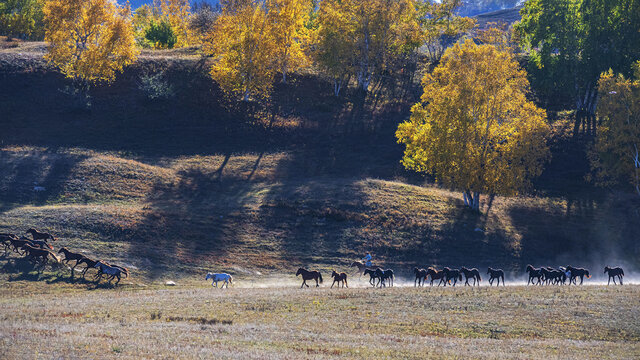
[144,20,177,49]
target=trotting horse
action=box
[460,267,481,286]
[364,268,382,287]
[379,269,394,287]
[296,268,323,288]
[565,266,590,285]
[487,267,505,286]
[26,228,56,242]
[414,268,428,287]
[604,266,624,285]
[206,273,233,288]
[526,265,543,285]
[426,267,446,286]
[330,270,348,288]
[442,267,463,287]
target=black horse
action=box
[525,265,543,285]
[565,266,590,285]
[487,267,505,286]
[364,268,382,287]
[442,267,463,287]
[296,268,323,288]
[604,266,624,285]
[413,267,428,287]
[541,267,565,285]
[460,267,481,286]
[379,269,394,287]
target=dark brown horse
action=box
[460,267,481,286]
[604,266,624,285]
[58,247,86,276]
[0,233,18,252]
[442,267,463,287]
[414,267,428,287]
[565,266,590,285]
[21,244,60,269]
[26,228,56,242]
[379,269,394,287]
[296,268,323,288]
[330,270,348,288]
[526,265,543,285]
[76,256,100,279]
[487,267,505,286]
[9,237,32,254]
[364,268,382,287]
[426,267,446,286]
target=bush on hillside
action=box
[145,20,177,49]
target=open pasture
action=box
[0,282,639,359]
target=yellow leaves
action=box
[155,0,194,47]
[44,0,138,84]
[396,40,550,197]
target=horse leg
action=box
[580,276,583,285]
[619,276,623,285]
[344,278,348,288]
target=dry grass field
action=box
[1,283,639,359]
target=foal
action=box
[364,268,381,287]
[487,267,505,286]
[330,270,348,288]
[604,266,624,285]
[460,267,481,286]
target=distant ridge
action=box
[474,6,523,28]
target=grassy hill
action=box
[1,45,639,284]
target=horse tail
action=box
[318,272,323,284]
[585,270,591,279]
[49,251,61,263]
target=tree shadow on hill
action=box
[0,149,88,215]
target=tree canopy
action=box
[396,40,550,211]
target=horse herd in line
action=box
[292,260,626,289]
[0,229,129,285]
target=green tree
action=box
[396,40,550,211]
[145,19,177,49]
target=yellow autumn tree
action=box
[396,40,550,211]
[154,0,193,48]
[417,0,475,62]
[590,63,640,196]
[44,0,137,90]
[204,0,276,101]
[267,0,312,83]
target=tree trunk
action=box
[463,190,481,212]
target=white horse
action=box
[94,261,129,285]
[205,272,233,288]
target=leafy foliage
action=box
[0,0,45,40]
[396,40,550,211]
[138,71,175,100]
[268,0,313,83]
[145,19,177,49]
[154,0,194,48]
[590,63,640,196]
[44,0,138,85]
[417,0,476,63]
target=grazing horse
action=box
[487,267,505,286]
[331,270,348,288]
[21,244,60,269]
[565,266,590,285]
[414,268,428,287]
[94,261,128,285]
[364,268,382,287]
[426,267,446,286]
[58,247,86,275]
[442,267,463,287]
[604,266,624,285]
[460,267,481,286]
[296,268,323,288]
[26,228,56,242]
[526,265,543,285]
[205,273,233,288]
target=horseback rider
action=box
[362,253,372,268]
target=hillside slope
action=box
[0,47,638,283]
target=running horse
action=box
[442,267,463,287]
[330,270,348,288]
[26,228,56,242]
[296,268,323,288]
[604,266,624,285]
[426,267,446,286]
[58,247,87,276]
[94,261,129,285]
[526,265,543,285]
[20,244,60,271]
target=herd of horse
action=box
[294,261,626,289]
[0,229,129,285]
